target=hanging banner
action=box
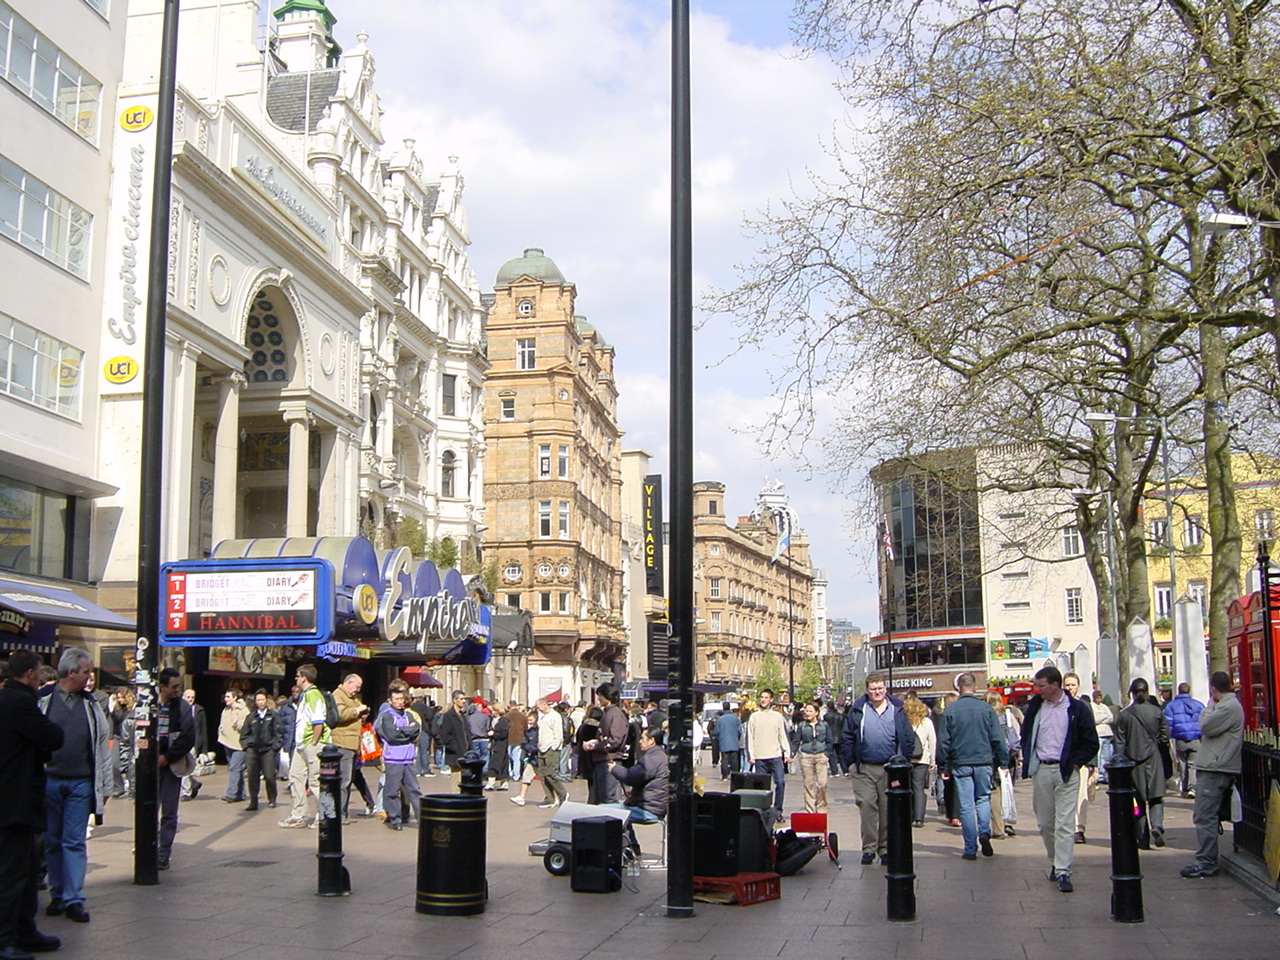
[644,474,664,595]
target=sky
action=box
[329,0,880,631]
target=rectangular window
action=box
[1000,570,1030,580]
[558,592,569,614]
[0,4,102,142]
[538,444,551,478]
[538,500,551,538]
[1189,580,1208,617]
[1150,516,1169,548]
[1061,526,1082,557]
[709,577,722,599]
[1002,601,1032,610]
[707,653,717,673]
[504,593,520,608]
[500,397,515,419]
[708,499,718,515]
[1256,509,1274,539]
[557,444,569,479]
[1154,582,1173,619]
[81,0,109,13]
[441,374,456,416]
[516,337,536,370]
[558,501,569,537]
[0,475,72,578]
[710,611,721,632]
[1186,514,1204,547]
[709,544,721,556]
[0,313,83,419]
[1065,587,1084,625]
[538,591,552,613]
[0,155,91,277]
[997,511,1026,520]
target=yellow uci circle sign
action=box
[120,105,153,132]
[104,356,138,384]
[354,583,379,624]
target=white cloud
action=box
[337,1,874,625]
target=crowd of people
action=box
[0,645,1247,959]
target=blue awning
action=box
[0,578,135,633]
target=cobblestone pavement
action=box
[47,761,1279,960]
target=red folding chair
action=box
[790,811,840,869]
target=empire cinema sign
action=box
[159,537,491,666]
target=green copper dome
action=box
[496,247,567,286]
[274,1,336,30]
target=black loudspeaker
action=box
[738,808,774,874]
[571,816,623,893]
[693,792,741,877]
[731,772,772,792]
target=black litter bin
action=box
[416,793,486,916]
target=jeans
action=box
[951,764,994,855]
[44,777,93,907]
[223,748,247,800]
[0,824,39,946]
[1175,739,1200,795]
[720,750,741,780]
[470,738,490,765]
[158,766,182,862]
[1096,736,1115,781]
[909,763,930,822]
[754,756,786,811]
[508,744,524,782]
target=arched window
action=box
[244,288,296,384]
[440,450,456,498]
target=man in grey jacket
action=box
[1181,671,1243,879]
[938,672,1008,860]
[38,649,113,924]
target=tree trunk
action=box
[1202,322,1240,674]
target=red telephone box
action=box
[1226,588,1280,731]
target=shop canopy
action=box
[0,577,136,634]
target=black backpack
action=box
[321,689,341,729]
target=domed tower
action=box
[483,249,624,704]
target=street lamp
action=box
[1084,411,1177,688]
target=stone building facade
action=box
[482,247,625,705]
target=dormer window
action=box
[517,299,534,316]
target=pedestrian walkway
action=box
[55,766,1279,960]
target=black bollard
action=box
[417,793,487,915]
[884,757,916,922]
[459,750,486,797]
[1106,754,1143,923]
[316,744,350,897]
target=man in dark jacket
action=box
[823,701,846,776]
[438,690,472,790]
[239,690,282,811]
[155,668,196,870]
[586,682,630,804]
[1,650,65,958]
[840,674,916,865]
[937,673,1009,860]
[610,726,669,820]
[1020,665,1099,894]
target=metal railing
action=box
[1234,738,1280,859]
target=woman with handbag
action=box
[240,690,282,811]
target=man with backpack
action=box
[279,664,331,828]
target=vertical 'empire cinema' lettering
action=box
[107,143,147,345]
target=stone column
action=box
[211,372,245,543]
[317,426,338,536]
[284,409,313,537]
[167,341,201,559]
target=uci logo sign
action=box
[104,356,138,384]
[120,106,153,133]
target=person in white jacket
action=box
[903,693,935,827]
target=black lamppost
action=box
[133,0,181,886]
[665,0,695,920]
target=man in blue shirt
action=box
[841,674,916,865]
[715,708,742,779]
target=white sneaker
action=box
[509,796,526,806]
